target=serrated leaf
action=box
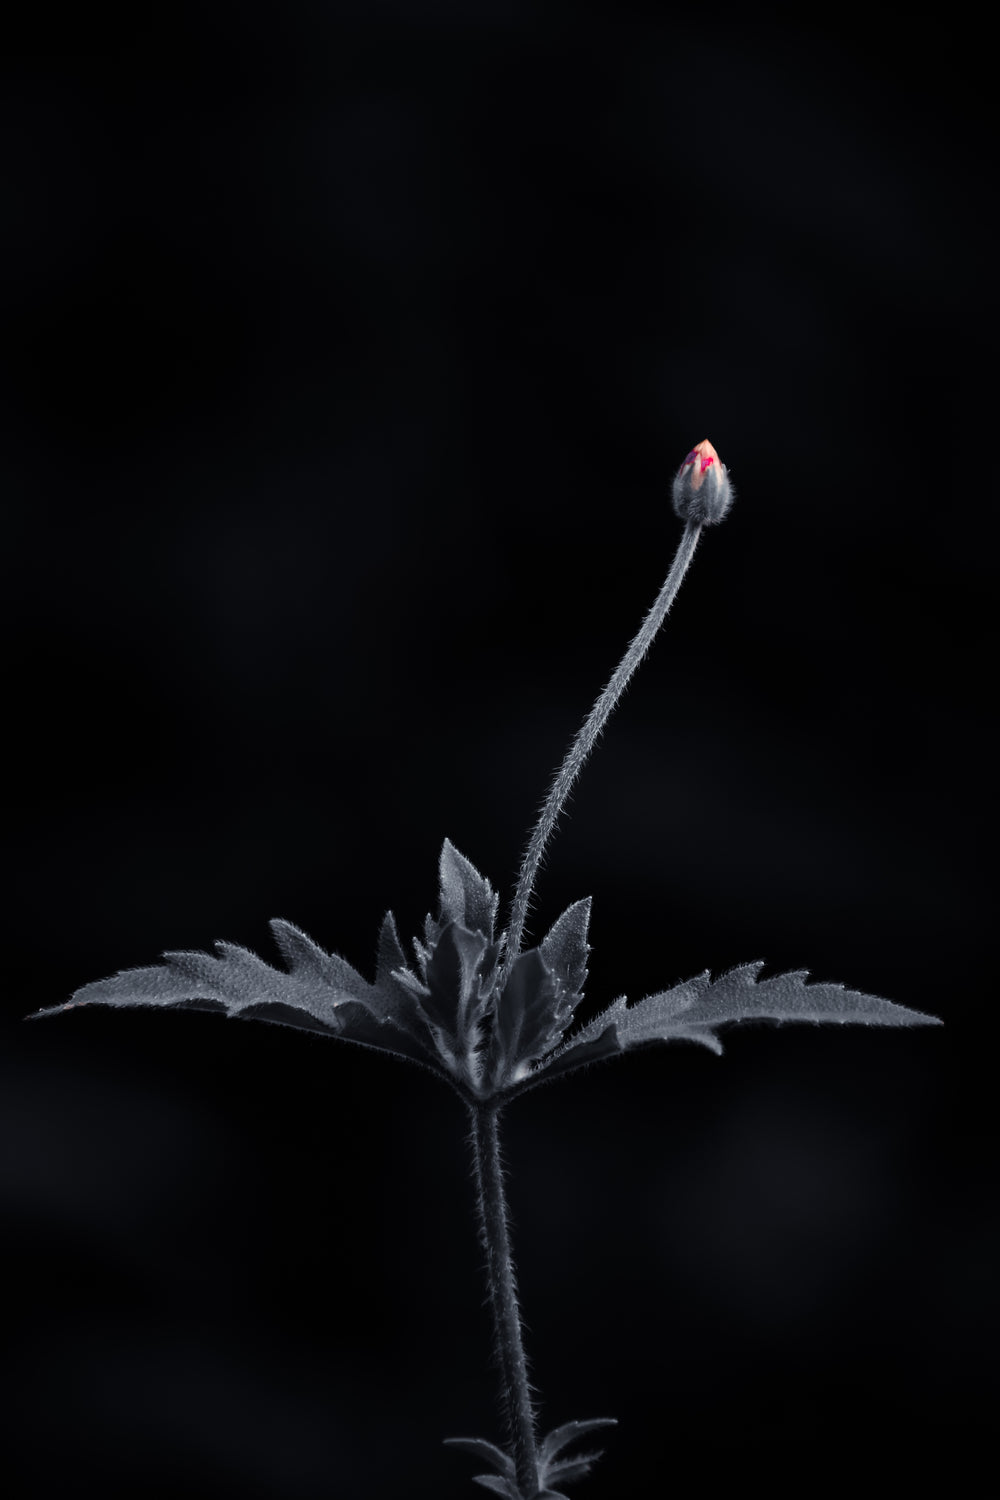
[412,934,432,978]
[32,925,441,1071]
[545,1455,603,1485]
[539,1418,617,1466]
[534,1416,616,1491]
[439,839,498,938]
[533,964,940,1086]
[620,962,943,1051]
[470,1476,519,1499]
[539,898,591,1004]
[548,1452,602,1488]
[487,947,577,1088]
[369,911,443,1055]
[375,911,408,990]
[443,1437,515,1478]
[528,1002,629,1088]
[526,1021,627,1088]
[417,920,489,1041]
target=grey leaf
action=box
[370,912,439,1054]
[539,1418,617,1467]
[531,1000,630,1085]
[374,911,408,990]
[439,839,498,938]
[268,919,402,1023]
[488,948,576,1089]
[470,1476,519,1499]
[544,1451,604,1482]
[423,910,444,952]
[443,1437,515,1479]
[32,926,441,1071]
[411,932,433,979]
[621,962,943,1051]
[525,1021,627,1088]
[418,920,489,1043]
[539,898,591,1005]
[536,965,940,1084]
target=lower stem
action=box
[469,1102,539,1497]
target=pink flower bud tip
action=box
[680,439,720,488]
[671,437,734,526]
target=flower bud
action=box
[671,438,733,526]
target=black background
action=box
[3,4,994,1497]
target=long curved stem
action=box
[503,518,702,979]
[469,1103,539,1496]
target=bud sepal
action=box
[671,437,733,526]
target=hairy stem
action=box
[469,1102,539,1496]
[503,518,702,977]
